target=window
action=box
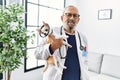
[0,0,3,5]
[24,0,65,72]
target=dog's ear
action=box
[36,29,41,33]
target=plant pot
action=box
[0,73,3,80]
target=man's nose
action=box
[69,15,75,19]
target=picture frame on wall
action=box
[98,9,112,20]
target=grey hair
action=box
[62,5,79,15]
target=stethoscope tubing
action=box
[59,26,84,59]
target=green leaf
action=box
[0,3,35,72]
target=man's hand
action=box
[46,34,63,52]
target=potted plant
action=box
[0,4,34,80]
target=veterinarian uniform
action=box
[34,26,89,80]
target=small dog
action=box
[36,24,72,75]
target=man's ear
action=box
[61,16,63,21]
[77,18,80,24]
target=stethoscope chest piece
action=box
[80,46,84,51]
[81,46,87,57]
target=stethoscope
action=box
[59,26,84,59]
[39,25,51,38]
[39,25,84,59]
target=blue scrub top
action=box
[62,33,81,80]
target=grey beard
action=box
[63,22,75,30]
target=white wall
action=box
[66,0,120,56]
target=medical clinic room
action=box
[0,0,120,80]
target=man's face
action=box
[61,7,80,30]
